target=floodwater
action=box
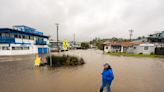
[0,50,164,92]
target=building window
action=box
[30,36,34,40]
[20,47,23,50]
[15,34,18,38]
[144,46,149,50]
[10,34,14,38]
[25,35,29,39]
[12,47,15,50]
[12,47,21,50]
[28,36,30,40]
[24,47,29,50]
[106,46,108,49]
[19,35,22,38]
[12,46,30,50]
[5,33,10,37]
[22,35,25,39]
[133,47,136,49]
[2,46,10,50]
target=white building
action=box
[127,43,155,55]
[0,25,49,56]
[104,42,143,53]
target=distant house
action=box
[132,38,148,42]
[148,31,164,43]
[104,42,143,53]
[127,43,155,55]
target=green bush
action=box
[139,53,143,55]
[46,55,85,67]
[81,42,90,49]
[150,52,155,55]
[96,43,104,50]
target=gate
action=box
[155,47,164,55]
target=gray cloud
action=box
[0,0,164,41]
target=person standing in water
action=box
[100,63,114,92]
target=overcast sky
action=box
[0,0,164,41]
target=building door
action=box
[38,48,48,54]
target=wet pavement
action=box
[0,49,164,92]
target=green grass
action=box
[108,52,164,58]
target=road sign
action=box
[48,43,52,48]
[63,39,68,50]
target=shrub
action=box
[96,43,104,50]
[81,42,90,49]
[139,53,143,55]
[46,54,85,67]
[150,52,155,55]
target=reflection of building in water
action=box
[0,25,49,56]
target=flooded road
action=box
[0,49,164,92]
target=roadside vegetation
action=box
[89,37,129,50]
[108,52,164,58]
[81,42,90,49]
[46,55,85,67]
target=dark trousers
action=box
[100,81,112,92]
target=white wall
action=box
[0,44,49,56]
[15,38,35,44]
[135,46,155,54]
[127,44,155,55]
[0,37,49,56]
[104,45,111,53]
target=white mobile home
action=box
[127,43,155,55]
[104,42,143,53]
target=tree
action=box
[96,42,104,50]
[81,42,89,49]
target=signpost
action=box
[63,39,68,51]
[48,43,53,67]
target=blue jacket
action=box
[102,69,114,85]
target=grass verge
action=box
[108,52,164,58]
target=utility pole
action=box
[73,33,76,45]
[56,23,59,52]
[129,29,134,41]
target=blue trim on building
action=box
[0,26,49,45]
[14,42,31,45]
[0,37,15,43]
[13,25,44,35]
[0,28,49,38]
[35,40,47,45]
